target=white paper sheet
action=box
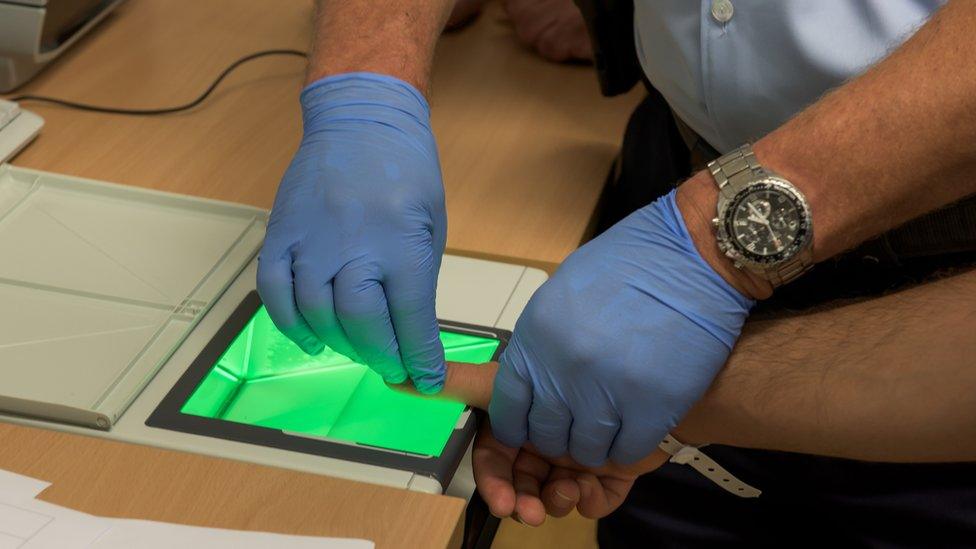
[91,520,372,549]
[0,469,373,549]
[0,469,49,501]
[0,470,109,549]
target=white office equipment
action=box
[0,100,43,163]
[0,1,127,92]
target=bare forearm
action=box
[753,0,976,260]
[679,268,976,462]
[305,0,455,95]
[428,270,976,462]
[678,1,976,299]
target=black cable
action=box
[8,49,308,116]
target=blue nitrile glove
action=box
[489,190,753,466]
[257,72,447,394]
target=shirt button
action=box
[711,0,734,23]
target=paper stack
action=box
[0,469,373,549]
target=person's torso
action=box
[634,0,945,153]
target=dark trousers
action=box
[594,91,976,547]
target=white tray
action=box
[0,164,267,429]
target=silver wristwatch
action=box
[707,144,814,287]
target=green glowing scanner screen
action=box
[181,306,500,457]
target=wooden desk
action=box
[6,0,641,272]
[0,0,641,545]
[0,423,464,549]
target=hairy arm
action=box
[431,268,976,462]
[449,270,976,522]
[678,267,976,462]
[305,0,456,94]
[678,0,976,299]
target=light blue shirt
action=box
[634,1,944,153]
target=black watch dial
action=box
[726,183,809,264]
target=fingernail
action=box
[379,361,408,384]
[304,341,325,356]
[554,489,573,502]
[578,479,592,500]
[386,371,408,385]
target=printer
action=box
[0,0,125,92]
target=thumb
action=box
[390,361,498,410]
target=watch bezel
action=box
[716,176,812,271]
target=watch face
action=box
[725,182,810,265]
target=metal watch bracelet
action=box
[707,145,813,287]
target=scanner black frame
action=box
[147,290,509,491]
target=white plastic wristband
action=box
[658,435,761,498]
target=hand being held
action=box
[473,419,669,525]
[502,0,594,63]
[490,190,754,467]
[401,360,669,524]
[258,73,448,394]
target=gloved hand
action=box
[489,190,753,466]
[258,72,447,394]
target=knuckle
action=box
[386,275,436,310]
[529,396,569,424]
[333,293,370,320]
[256,262,290,290]
[496,346,532,387]
[519,284,569,337]
[381,188,412,214]
[294,282,328,312]
[376,181,436,218]
[496,355,520,387]
[334,277,384,319]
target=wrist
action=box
[671,392,733,448]
[300,72,432,127]
[675,173,773,300]
[752,132,838,263]
[306,62,430,98]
